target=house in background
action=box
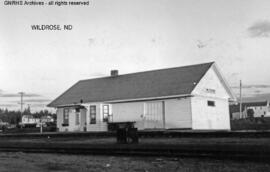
[40,115,55,123]
[21,115,40,126]
[21,115,55,127]
[0,119,9,128]
[48,62,235,132]
[245,101,270,117]
[230,101,270,119]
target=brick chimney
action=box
[110,70,118,77]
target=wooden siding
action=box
[112,98,192,130]
[191,66,231,130]
[112,102,144,129]
[57,108,81,132]
[80,108,87,131]
[191,96,230,130]
[85,103,108,132]
[143,101,164,129]
[165,98,192,129]
[192,66,230,99]
[56,108,63,131]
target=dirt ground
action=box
[0,152,269,172]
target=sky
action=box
[1,0,270,111]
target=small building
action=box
[40,115,55,123]
[21,115,40,125]
[0,119,9,127]
[48,62,235,132]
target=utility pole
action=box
[18,92,25,124]
[239,80,242,119]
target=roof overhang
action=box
[51,94,193,108]
[53,104,86,108]
[105,94,193,104]
[211,63,237,101]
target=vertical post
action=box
[40,122,43,133]
[18,92,24,125]
[239,80,242,119]
[143,103,146,129]
[162,101,166,129]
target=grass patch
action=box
[231,117,270,130]
[0,153,269,172]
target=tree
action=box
[23,106,31,115]
[0,108,55,125]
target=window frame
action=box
[207,100,215,107]
[63,108,69,126]
[75,108,80,125]
[103,105,109,122]
[90,105,96,124]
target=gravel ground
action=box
[0,152,269,172]
[3,137,270,146]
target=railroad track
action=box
[1,130,270,139]
[0,142,269,162]
[0,130,270,162]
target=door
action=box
[80,108,87,131]
[143,101,165,129]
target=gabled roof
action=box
[210,63,236,100]
[242,101,268,107]
[48,62,214,107]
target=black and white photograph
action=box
[1,0,270,171]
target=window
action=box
[207,100,215,107]
[90,106,96,124]
[103,105,109,122]
[75,108,80,125]
[63,108,69,126]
